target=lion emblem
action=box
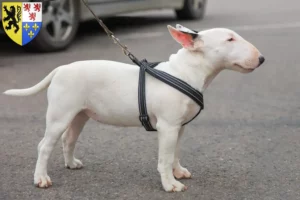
[3,5,21,34]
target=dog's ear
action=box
[167,25,201,50]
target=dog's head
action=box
[167,24,265,73]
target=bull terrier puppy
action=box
[3,24,265,192]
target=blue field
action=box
[22,22,42,46]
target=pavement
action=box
[1,0,300,199]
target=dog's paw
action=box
[162,179,187,192]
[34,174,52,188]
[173,167,192,179]
[65,158,83,169]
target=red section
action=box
[23,3,30,12]
[34,3,41,12]
[29,12,36,21]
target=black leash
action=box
[81,0,204,131]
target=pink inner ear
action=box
[171,29,194,48]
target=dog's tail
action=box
[3,67,59,96]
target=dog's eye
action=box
[227,37,234,42]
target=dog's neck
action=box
[167,48,223,93]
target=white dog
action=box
[3,24,265,192]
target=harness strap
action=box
[137,60,154,130]
[136,59,204,131]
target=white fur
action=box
[3,24,264,192]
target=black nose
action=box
[258,55,265,65]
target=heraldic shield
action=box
[2,2,42,46]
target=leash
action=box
[81,0,139,63]
[81,0,204,131]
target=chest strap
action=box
[134,59,204,131]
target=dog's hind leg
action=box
[34,102,81,188]
[62,111,89,169]
[172,127,192,179]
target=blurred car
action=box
[1,0,207,52]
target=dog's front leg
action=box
[172,127,192,179]
[157,120,187,192]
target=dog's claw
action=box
[163,179,187,192]
[34,175,52,188]
[172,185,177,192]
[36,179,52,188]
[171,184,187,192]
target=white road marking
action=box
[230,21,300,31]
[121,22,300,40]
[121,32,164,40]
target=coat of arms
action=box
[2,2,42,46]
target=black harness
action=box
[131,58,204,131]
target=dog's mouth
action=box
[234,63,255,73]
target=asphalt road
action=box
[1,0,300,199]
